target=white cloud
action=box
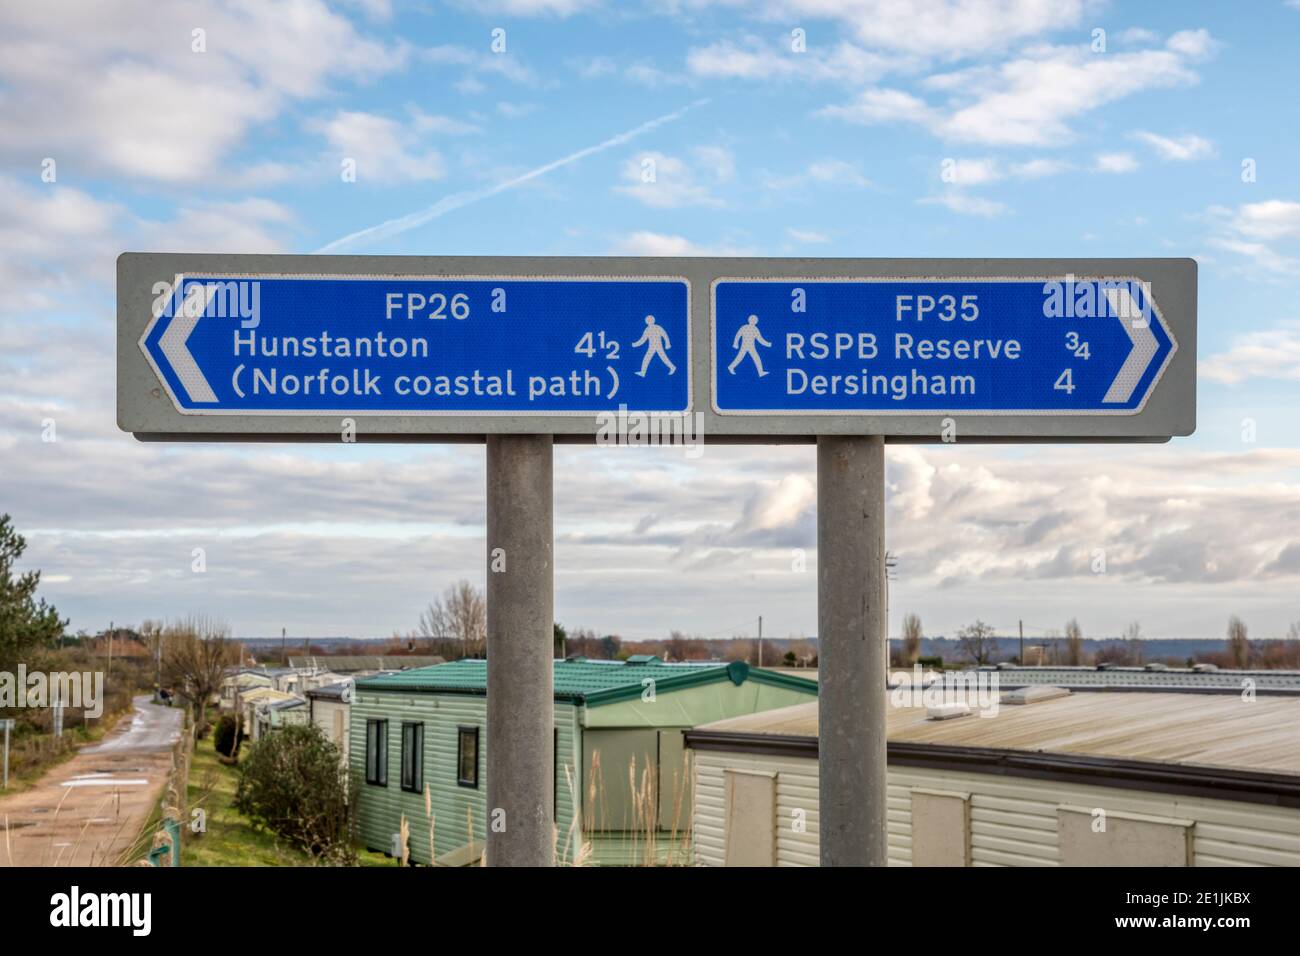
[1201,322,1300,384]
[0,2,405,184]
[786,228,830,243]
[423,44,536,85]
[572,55,617,78]
[937,157,1068,186]
[765,159,875,192]
[1205,200,1300,275]
[611,232,750,256]
[139,198,296,254]
[450,0,598,14]
[1166,28,1218,58]
[615,148,733,208]
[821,35,1210,146]
[1095,152,1139,173]
[690,0,1085,59]
[1227,200,1300,241]
[695,146,737,182]
[687,37,903,85]
[1207,237,1299,276]
[0,177,125,310]
[318,100,708,252]
[340,0,394,18]
[821,87,933,125]
[570,55,690,87]
[1119,27,1161,44]
[411,112,483,136]
[919,192,1008,217]
[1134,131,1214,161]
[496,101,539,119]
[316,111,445,183]
[0,174,296,320]
[943,158,1001,185]
[1011,158,1071,178]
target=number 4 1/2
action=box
[574,331,620,360]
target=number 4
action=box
[1054,368,1075,394]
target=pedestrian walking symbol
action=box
[633,314,677,377]
[728,314,771,377]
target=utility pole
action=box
[1019,620,1024,665]
[281,627,287,667]
[485,435,554,867]
[818,435,887,867]
[757,615,763,667]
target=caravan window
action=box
[401,722,424,793]
[365,719,388,786]
[457,726,479,788]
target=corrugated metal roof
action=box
[287,655,445,672]
[305,680,353,700]
[238,687,297,704]
[355,658,816,705]
[693,693,1300,776]
[265,696,307,711]
[979,664,1300,693]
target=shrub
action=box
[213,714,241,759]
[234,724,354,863]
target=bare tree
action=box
[161,615,236,731]
[1063,618,1084,666]
[957,620,997,666]
[1227,615,1250,669]
[1282,622,1300,670]
[419,580,486,657]
[1122,621,1144,664]
[902,613,923,666]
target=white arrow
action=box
[1102,284,1163,404]
[158,282,218,403]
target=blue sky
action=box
[2,0,1299,644]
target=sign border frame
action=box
[709,275,1178,417]
[139,271,695,417]
[118,254,1195,443]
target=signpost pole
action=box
[817,435,887,866]
[485,434,555,867]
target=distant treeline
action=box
[227,631,1300,670]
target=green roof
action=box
[354,658,816,706]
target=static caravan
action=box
[220,670,272,710]
[236,687,298,740]
[307,680,354,768]
[351,658,817,866]
[253,695,308,741]
[686,691,1300,867]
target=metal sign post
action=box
[817,436,887,865]
[485,434,555,866]
[118,254,1196,867]
[2,719,12,790]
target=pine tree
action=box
[0,514,66,672]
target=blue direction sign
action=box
[712,278,1177,414]
[141,275,690,414]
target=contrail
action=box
[315,99,710,254]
